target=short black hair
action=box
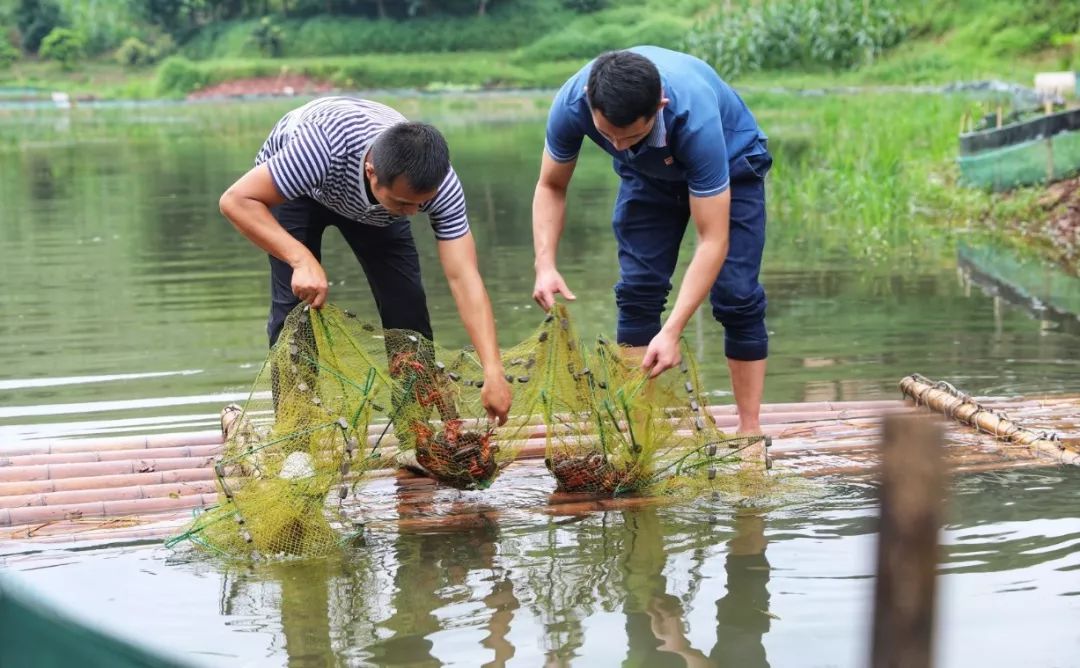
[586,50,661,128]
[369,122,451,193]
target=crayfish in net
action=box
[544,453,641,495]
[413,421,500,490]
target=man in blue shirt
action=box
[532,46,772,436]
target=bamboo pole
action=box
[3,481,217,509]
[0,468,214,497]
[0,493,219,528]
[899,375,1080,465]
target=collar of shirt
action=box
[646,109,667,148]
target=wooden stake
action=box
[871,413,945,668]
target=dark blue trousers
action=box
[612,149,772,361]
[267,197,432,346]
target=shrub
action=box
[0,37,18,69]
[155,56,206,96]
[250,17,284,58]
[115,37,153,67]
[39,27,84,70]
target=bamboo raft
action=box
[2,377,1078,547]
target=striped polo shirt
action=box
[255,96,470,240]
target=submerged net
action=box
[168,302,771,560]
[519,307,767,495]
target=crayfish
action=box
[412,420,499,490]
[545,453,635,494]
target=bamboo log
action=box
[0,468,214,497]
[0,493,219,527]
[3,481,217,509]
[899,375,1080,465]
[4,431,223,457]
[0,444,223,468]
[0,457,218,483]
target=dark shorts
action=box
[611,148,773,361]
[266,197,432,346]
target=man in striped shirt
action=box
[219,96,511,424]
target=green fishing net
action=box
[167,303,770,560]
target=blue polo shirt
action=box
[545,46,767,197]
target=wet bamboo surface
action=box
[2,394,1078,546]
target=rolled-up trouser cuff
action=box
[723,319,769,361]
[616,322,662,347]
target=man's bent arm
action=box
[532,152,578,309]
[220,164,328,307]
[662,190,732,336]
[437,233,511,420]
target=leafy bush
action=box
[0,37,18,69]
[251,17,284,58]
[155,56,206,96]
[115,37,153,67]
[39,26,84,70]
[686,0,907,79]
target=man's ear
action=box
[364,161,376,185]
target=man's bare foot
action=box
[735,425,767,471]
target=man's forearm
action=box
[663,238,729,335]
[532,182,567,270]
[448,272,505,377]
[221,193,309,268]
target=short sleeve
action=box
[672,109,730,197]
[544,81,586,163]
[422,167,470,241]
[264,122,335,200]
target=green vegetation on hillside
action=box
[1,0,1077,97]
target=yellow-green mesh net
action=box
[168,302,770,560]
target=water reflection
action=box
[214,502,776,667]
[190,468,1080,667]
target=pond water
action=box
[1,95,1079,666]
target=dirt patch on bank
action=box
[1035,176,1080,269]
[187,75,334,101]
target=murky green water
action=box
[4,469,1079,666]
[1,96,1079,666]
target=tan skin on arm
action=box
[640,190,731,377]
[219,164,331,307]
[437,234,512,424]
[531,151,579,310]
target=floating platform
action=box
[2,390,1078,548]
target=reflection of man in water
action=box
[619,507,771,667]
[622,508,712,667]
[365,509,517,667]
[710,511,771,667]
